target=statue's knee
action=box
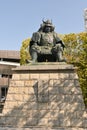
[56,45,63,52]
[56,44,61,47]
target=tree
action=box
[76,33,87,107]
[20,38,31,65]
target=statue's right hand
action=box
[34,43,37,46]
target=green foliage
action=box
[20,38,31,65]
[77,40,87,107]
[63,33,81,62]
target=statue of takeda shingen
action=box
[29,19,66,63]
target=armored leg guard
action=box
[31,51,38,62]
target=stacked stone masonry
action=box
[0,63,87,130]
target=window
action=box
[1,87,8,101]
[0,87,8,113]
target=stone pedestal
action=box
[0,63,87,130]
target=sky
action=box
[0,0,87,51]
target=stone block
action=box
[49,86,59,94]
[58,86,65,94]
[57,95,65,104]
[59,118,71,127]
[12,74,20,80]
[10,80,24,87]
[58,103,71,110]
[4,101,18,109]
[70,118,83,127]
[29,73,39,79]
[49,79,54,86]
[48,118,60,127]
[28,87,35,94]
[3,108,12,115]
[76,111,85,118]
[0,117,6,125]
[49,73,58,79]
[23,102,38,110]
[39,73,49,80]
[69,73,78,79]
[20,74,29,80]
[12,94,23,101]
[39,110,50,118]
[31,110,39,118]
[63,80,75,87]
[71,87,82,94]
[64,111,77,119]
[5,116,17,126]
[38,94,49,103]
[48,102,59,110]
[19,86,28,94]
[64,95,84,104]
[74,79,80,86]
[82,119,87,127]
[38,118,48,126]
[38,103,48,110]
[58,73,70,79]
[23,94,31,102]
[6,94,14,101]
[53,79,61,86]
[49,94,58,102]
[8,87,20,94]
[25,118,38,126]
[24,80,35,87]
[50,110,60,118]
[82,111,87,118]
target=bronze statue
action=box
[29,19,66,62]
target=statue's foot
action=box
[27,59,37,64]
[56,58,66,62]
[59,59,66,62]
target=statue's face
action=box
[44,26,51,33]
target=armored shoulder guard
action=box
[31,32,41,43]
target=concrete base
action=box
[0,63,87,129]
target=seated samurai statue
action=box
[29,19,66,62]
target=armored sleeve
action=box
[53,32,65,48]
[30,32,41,48]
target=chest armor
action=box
[40,33,54,46]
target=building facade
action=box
[0,50,20,112]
